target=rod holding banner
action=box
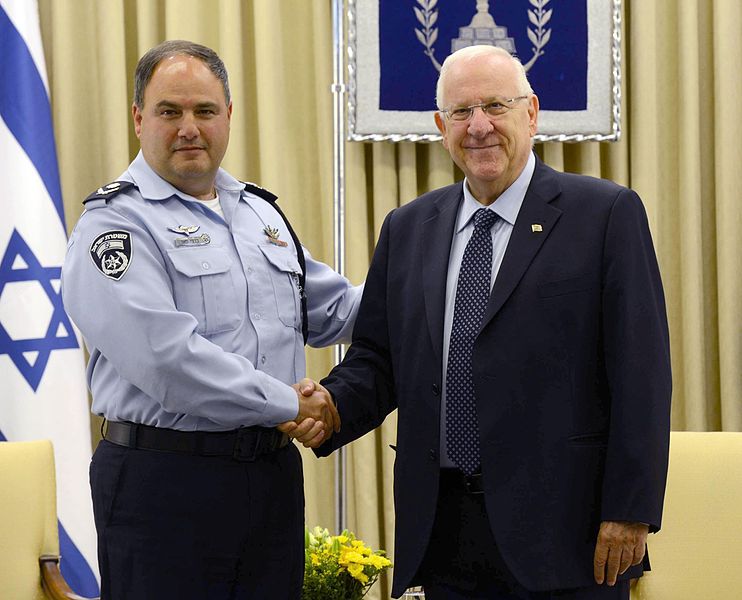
[331,0,348,536]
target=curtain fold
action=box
[40,1,741,597]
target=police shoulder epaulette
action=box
[241,181,277,203]
[83,181,137,206]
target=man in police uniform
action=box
[61,40,361,599]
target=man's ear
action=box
[132,103,143,138]
[434,111,448,149]
[527,94,540,138]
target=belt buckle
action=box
[233,428,261,462]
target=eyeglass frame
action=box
[440,95,530,122]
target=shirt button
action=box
[247,267,253,274]
[261,355,267,364]
[429,449,438,461]
[253,313,261,320]
[432,383,440,396]
[202,262,210,270]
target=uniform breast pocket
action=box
[167,247,241,335]
[258,244,301,329]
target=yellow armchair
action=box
[632,431,742,599]
[0,439,98,600]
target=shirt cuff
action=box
[257,374,299,426]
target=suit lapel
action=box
[421,186,462,364]
[481,160,563,329]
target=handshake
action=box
[277,378,339,449]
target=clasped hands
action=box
[277,378,337,448]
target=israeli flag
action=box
[0,0,99,595]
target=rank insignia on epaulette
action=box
[242,181,278,203]
[97,182,122,195]
[263,225,288,247]
[89,230,132,280]
[84,181,136,204]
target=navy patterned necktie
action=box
[446,208,499,475]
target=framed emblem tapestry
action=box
[347,0,622,142]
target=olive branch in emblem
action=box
[413,0,553,74]
[414,0,442,71]
[523,0,552,71]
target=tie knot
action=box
[474,208,498,231]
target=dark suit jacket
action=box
[315,157,672,597]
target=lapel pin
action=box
[531,224,543,233]
[263,225,288,247]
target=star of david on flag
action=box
[0,0,99,595]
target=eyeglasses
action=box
[441,96,529,122]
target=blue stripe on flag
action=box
[0,429,6,441]
[0,6,65,226]
[1,3,99,595]
[59,522,100,597]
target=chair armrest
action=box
[39,555,99,600]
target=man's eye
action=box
[451,108,471,119]
[159,109,177,117]
[485,102,506,113]
[197,109,216,116]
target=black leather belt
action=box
[103,420,290,462]
[440,468,485,495]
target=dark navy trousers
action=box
[416,470,631,600]
[90,439,304,599]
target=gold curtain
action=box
[39,1,741,598]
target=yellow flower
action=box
[347,562,369,584]
[339,550,366,564]
[351,540,373,555]
[368,554,392,569]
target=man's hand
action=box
[277,378,339,448]
[593,521,648,586]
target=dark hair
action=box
[133,40,231,108]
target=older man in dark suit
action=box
[284,45,671,599]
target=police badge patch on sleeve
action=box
[89,230,132,280]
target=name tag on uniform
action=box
[174,233,211,247]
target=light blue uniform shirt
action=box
[440,151,536,467]
[62,152,362,431]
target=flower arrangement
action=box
[302,526,393,600]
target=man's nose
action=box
[467,108,494,137]
[178,113,199,139]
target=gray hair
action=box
[435,45,532,110]
[133,40,231,108]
